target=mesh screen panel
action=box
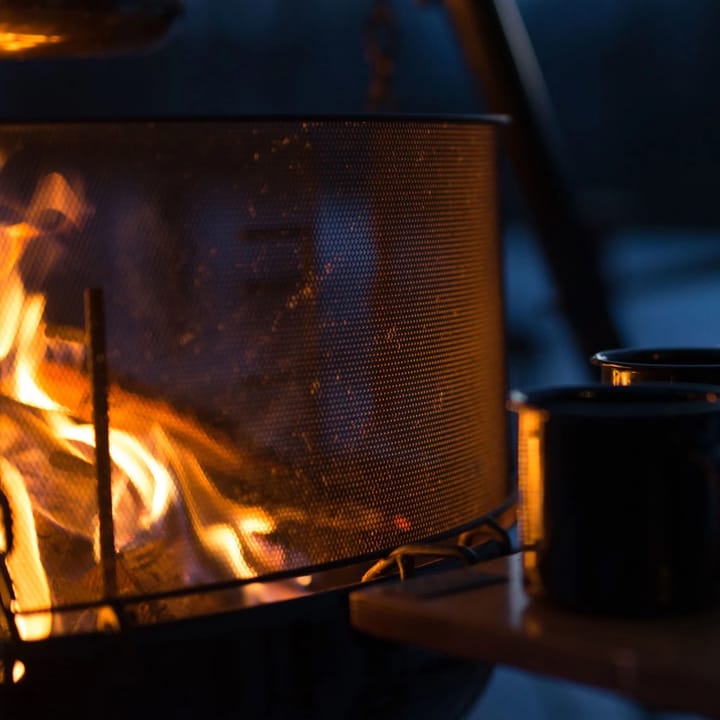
[0,117,508,615]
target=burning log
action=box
[0,297,397,640]
[0,361,310,632]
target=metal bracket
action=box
[362,543,479,582]
[458,516,512,555]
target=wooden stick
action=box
[84,287,117,599]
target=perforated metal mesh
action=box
[0,117,508,611]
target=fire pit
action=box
[0,116,511,717]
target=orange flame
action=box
[0,171,306,640]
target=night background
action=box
[2,1,719,717]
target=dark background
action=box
[4,0,720,230]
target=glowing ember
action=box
[0,30,63,54]
[0,172,308,640]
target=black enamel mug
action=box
[508,383,720,615]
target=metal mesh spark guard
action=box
[0,116,509,621]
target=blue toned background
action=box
[3,2,719,717]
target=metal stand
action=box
[444,0,624,362]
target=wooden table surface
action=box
[349,552,720,718]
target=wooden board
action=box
[349,552,720,718]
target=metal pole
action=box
[84,287,117,599]
[444,0,623,363]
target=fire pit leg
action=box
[84,287,117,600]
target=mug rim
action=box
[591,347,720,369]
[508,383,720,417]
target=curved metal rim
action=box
[591,347,720,369]
[508,383,720,415]
[0,112,512,128]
